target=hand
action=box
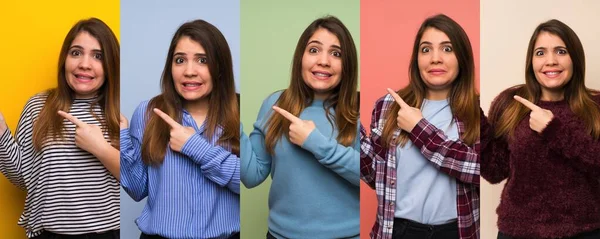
[0,111,7,134]
[120,113,129,130]
[153,108,195,152]
[514,95,554,133]
[272,106,316,146]
[58,110,110,155]
[387,88,423,132]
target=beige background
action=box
[481,0,600,238]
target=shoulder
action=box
[22,92,50,115]
[490,85,524,110]
[263,90,284,106]
[590,89,600,103]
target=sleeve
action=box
[120,102,149,201]
[408,117,480,186]
[359,98,389,189]
[240,97,274,188]
[301,122,360,186]
[480,93,512,184]
[0,96,42,190]
[541,113,600,176]
[180,131,241,194]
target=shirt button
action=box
[390,201,395,207]
[390,179,395,186]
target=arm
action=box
[542,116,600,176]
[0,97,40,190]
[408,117,480,186]
[479,108,511,184]
[87,140,120,181]
[120,103,149,202]
[360,98,392,189]
[301,124,360,186]
[180,133,240,194]
[240,98,275,189]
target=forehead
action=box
[420,27,451,43]
[534,31,566,47]
[70,31,101,49]
[308,28,340,46]
[174,36,205,53]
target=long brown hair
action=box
[382,14,480,147]
[264,16,359,155]
[142,20,239,165]
[491,19,600,140]
[33,18,120,150]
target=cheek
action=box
[417,55,428,71]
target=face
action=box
[65,31,105,98]
[301,28,343,98]
[531,31,573,93]
[417,27,459,92]
[171,36,213,102]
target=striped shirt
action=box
[0,94,120,238]
[120,100,240,239]
[360,94,480,239]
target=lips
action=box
[428,69,447,76]
[182,81,203,90]
[312,70,333,80]
[73,73,95,82]
[542,70,562,79]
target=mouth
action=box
[312,71,333,80]
[428,69,446,76]
[542,70,562,79]
[182,81,204,90]
[73,73,95,82]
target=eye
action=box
[93,53,103,60]
[174,57,184,64]
[535,50,544,56]
[421,47,430,53]
[308,47,318,54]
[198,57,207,64]
[70,49,82,56]
[331,50,341,57]
[442,46,453,52]
[556,49,568,55]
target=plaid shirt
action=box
[360,94,480,239]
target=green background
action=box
[240,0,360,238]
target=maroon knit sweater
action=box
[481,88,600,239]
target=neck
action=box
[314,92,329,101]
[184,97,210,117]
[426,88,450,101]
[541,88,565,101]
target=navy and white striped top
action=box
[0,94,120,238]
[120,100,240,239]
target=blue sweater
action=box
[241,92,360,239]
[121,100,240,239]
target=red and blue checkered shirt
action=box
[360,94,480,239]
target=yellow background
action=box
[0,1,119,236]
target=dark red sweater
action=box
[481,88,600,239]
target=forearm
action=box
[92,143,120,181]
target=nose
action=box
[430,49,442,64]
[183,62,197,78]
[545,52,558,66]
[78,55,92,70]
[317,52,330,67]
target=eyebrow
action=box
[307,40,341,50]
[419,41,452,46]
[534,46,567,51]
[69,45,102,52]
[173,52,207,57]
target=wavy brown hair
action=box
[264,16,359,155]
[142,20,239,165]
[490,19,600,140]
[381,14,480,147]
[33,18,120,150]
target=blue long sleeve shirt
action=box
[241,91,360,239]
[121,100,240,239]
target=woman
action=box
[360,14,480,239]
[481,19,600,239]
[0,18,120,238]
[120,20,240,239]
[240,16,360,239]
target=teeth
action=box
[314,72,330,77]
[184,83,201,87]
[545,72,560,76]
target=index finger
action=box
[513,95,541,111]
[153,108,181,128]
[387,88,409,107]
[58,110,86,127]
[272,106,301,123]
